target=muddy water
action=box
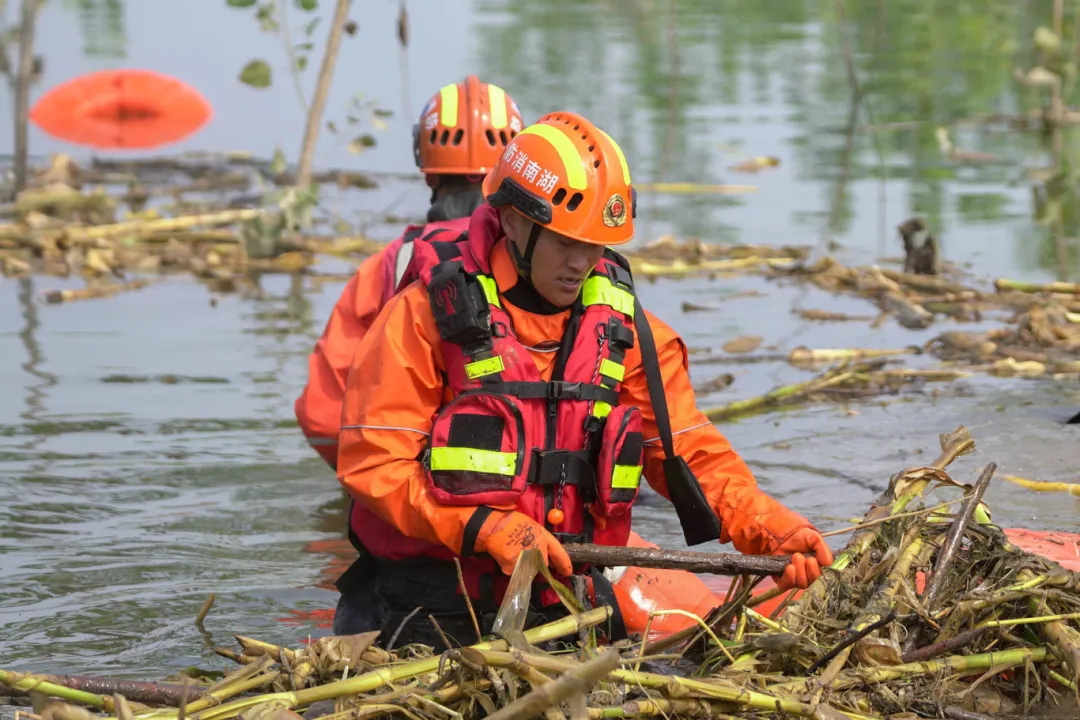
[1,0,1080,677]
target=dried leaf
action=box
[722,335,764,354]
[853,635,903,666]
[889,466,956,500]
[728,156,780,173]
[239,700,301,720]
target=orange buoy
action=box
[30,69,212,150]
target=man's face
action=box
[500,207,605,307]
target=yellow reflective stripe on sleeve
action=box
[488,85,508,129]
[581,275,635,318]
[465,356,505,380]
[430,447,516,475]
[599,358,625,383]
[476,275,501,308]
[597,128,632,186]
[591,401,612,419]
[611,465,642,490]
[439,84,459,127]
[517,125,587,190]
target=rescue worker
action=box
[295,75,525,467]
[335,111,834,646]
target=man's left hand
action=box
[772,528,834,591]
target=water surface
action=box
[1,0,1079,676]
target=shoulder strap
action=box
[632,296,723,546]
[632,297,676,460]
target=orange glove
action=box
[772,528,834,591]
[476,511,573,577]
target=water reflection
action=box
[16,278,58,465]
[3,0,1080,676]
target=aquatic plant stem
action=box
[296,0,352,188]
[0,670,112,710]
[174,608,612,720]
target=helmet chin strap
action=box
[508,222,543,282]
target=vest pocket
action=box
[425,390,527,506]
[595,405,644,517]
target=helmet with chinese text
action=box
[483,111,636,246]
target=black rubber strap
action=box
[461,506,496,557]
[633,296,675,460]
[484,381,619,405]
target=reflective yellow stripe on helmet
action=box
[439,84,459,127]
[430,447,516,475]
[477,275,501,308]
[599,358,625,383]
[488,85,508,129]
[611,465,642,490]
[581,275,634,318]
[518,125,587,190]
[465,356,504,380]
[597,128,632,186]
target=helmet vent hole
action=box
[588,145,595,152]
[429,130,437,144]
[485,129,496,146]
[499,130,508,145]
[581,134,587,140]
[594,159,601,169]
[439,129,450,146]
[573,124,580,131]
[552,188,567,206]
[452,129,464,146]
[566,192,584,212]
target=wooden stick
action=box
[920,462,997,612]
[13,0,41,194]
[481,649,620,720]
[564,544,789,576]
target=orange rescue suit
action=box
[338,235,820,596]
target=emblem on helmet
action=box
[603,194,627,227]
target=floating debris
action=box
[2,427,1077,720]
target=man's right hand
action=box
[478,511,573,576]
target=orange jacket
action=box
[337,239,816,560]
[295,218,470,467]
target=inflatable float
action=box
[30,69,212,150]
[284,527,1080,639]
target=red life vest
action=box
[377,218,471,306]
[349,206,645,607]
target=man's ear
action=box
[498,206,520,244]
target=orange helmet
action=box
[483,111,636,247]
[412,75,524,176]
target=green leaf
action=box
[296,56,308,72]
[226,0,258,7]
[348,134,377,155]
[239,59,272,88]
[304,17,321,36]
[372,116,388,131]
[344,19,358,36]
[294,42,314,52]
[373,108,394,118]
[295,0,317,10]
